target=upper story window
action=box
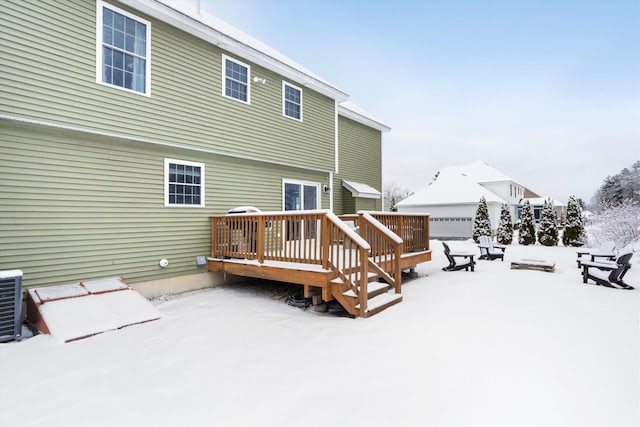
[97,1,151,95]
[164,159,205,207]
[223,55,250,104]
[283,81,302,121]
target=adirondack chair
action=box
[477,235,506,261]
[442,242,475,272]
[576,241,616,268]
[581,252,634,290]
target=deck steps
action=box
[330,272,379,286]
[342,280,389,298]
[329,269,400,318]
[356,293,403,317]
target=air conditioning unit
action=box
[0,270,23,342]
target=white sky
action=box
[200,0,640,203]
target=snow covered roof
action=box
[338,101,391,132]
[446,161,520,185]
[396,167,505,206]
[521,197,564,207]
[123,0,348,101]
[342,180,382,199]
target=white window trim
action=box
[164,158,205,208]
[96,1,151,96]
[282,179,320,211]
[222,54,251,104]
[282,81,303,121]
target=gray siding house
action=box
[0,0,390,294]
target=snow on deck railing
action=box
[211,210,371,261]
[360,212,403,244]
[326,212,370,251]
[223,209,330,217]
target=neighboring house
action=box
[0,0,390,293]
[397,161,561,239]
[517,197,566,225]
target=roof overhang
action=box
[338,104,391,132]
[120,0,349,102]
[342,180,381,199]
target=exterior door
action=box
[283,180,319,240]
[284,181,318,211]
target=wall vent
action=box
[0,270,23,342]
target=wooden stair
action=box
[329,273,402,318]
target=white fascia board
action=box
[120,0,348,102]
[338,104,391,132]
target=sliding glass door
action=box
[283,180,319,240]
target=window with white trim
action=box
[283,179,319,211]
[164,159,205,207]
[283,81,302,121]
[97,1,150,95]
[223,55,250,103]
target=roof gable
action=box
[397,168,505,206]
[444,161,517,184]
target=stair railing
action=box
[324,212,371,314]
[357,212,403,293]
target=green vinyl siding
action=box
[0,120,330,289]
[333,115,383,214]
[0,0,335,171]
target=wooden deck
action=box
[208,210,431,317]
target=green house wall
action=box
[0,0,335,172]
[0,120,330,288]
[333,115,383,214]
[0,0,387,289]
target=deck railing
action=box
[211,210,430,314]
[211,210,372,311]
[369,212,430,253]
[340,212,431,254]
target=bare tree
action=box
[383,182,413,211]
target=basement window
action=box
[164,159,205,207]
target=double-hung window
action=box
[97,1,150,95]
[223,55,250,103]
[283,82,302,121]
[164,159,205,207]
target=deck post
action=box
[210,217,217,258]
[395,241,403,293]
[321,214,330,270]
[424,215,430,251]
[257,218,265,264]
[359,247,369,315]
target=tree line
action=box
[590,161,640,210]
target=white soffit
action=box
[338,102,391,132]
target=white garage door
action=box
[430,217,473,239]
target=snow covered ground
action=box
[1,241,638,427]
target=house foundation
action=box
[130,271,228,299]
